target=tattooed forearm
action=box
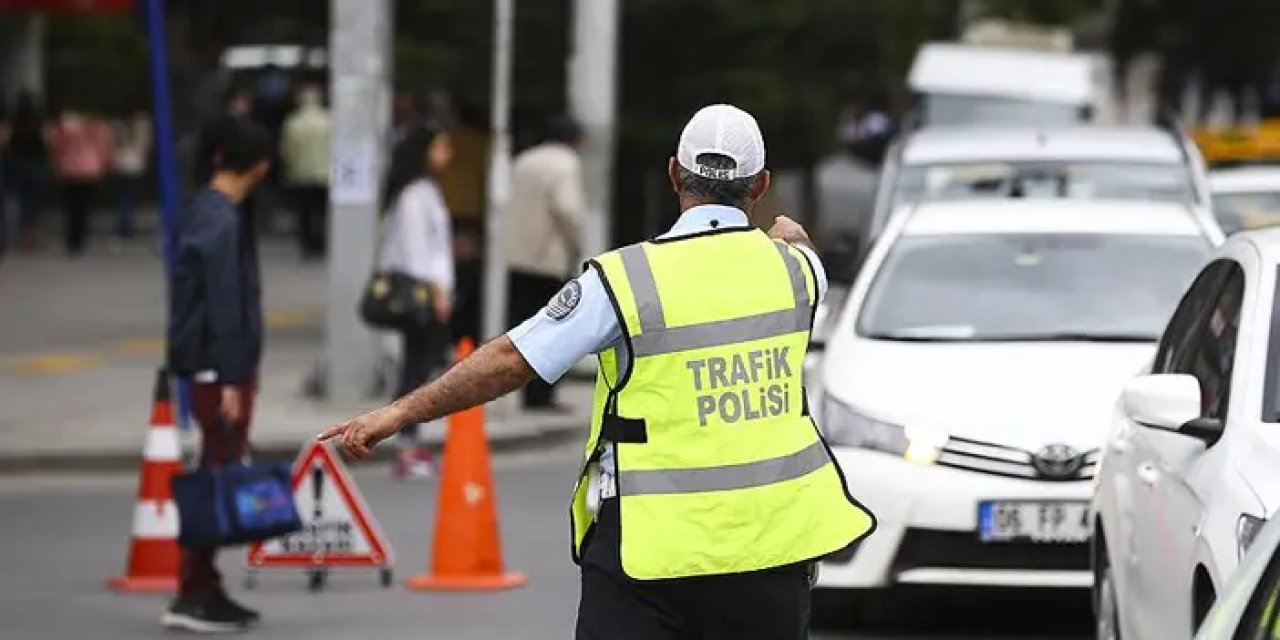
[389,335,538,426]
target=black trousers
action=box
[292,185,328,258]
[507,269,566,407]
[63,180,97,255]
[576,500,813,640]
[396,321,449,440]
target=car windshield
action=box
[1212,191,1280,234]
[893,161,1196,208]
[922,94,1085,127]
[857,233,1211,342]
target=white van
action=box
[908,42,1099,127]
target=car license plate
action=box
[978,501,1090,543]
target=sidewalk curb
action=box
[0,415,586,474]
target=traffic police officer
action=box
[320,104,876,639]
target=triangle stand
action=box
[244,441,395,591]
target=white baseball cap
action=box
[676,104,766,180]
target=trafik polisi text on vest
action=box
[686,347,794,427]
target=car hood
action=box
[822,337,1155,452]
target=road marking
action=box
[267,309,319,330]
[112,337,165,356]
[6,352,105,375]
[0,308,319,378]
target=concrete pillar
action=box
[567,0,620,257]
[325,0,392,400]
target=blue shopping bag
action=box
[172,457,301,549]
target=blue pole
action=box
[144,0,180,272]
[143,0,191,430]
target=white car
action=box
[1092,228,1280,640]
[1209,167,1280,235]
[854,125,1217,257]
[810,198,1217,619]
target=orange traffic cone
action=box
[107,369,182,593]
[407,338,527,591]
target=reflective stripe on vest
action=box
[618,242,813,357]
[617,440,828,496]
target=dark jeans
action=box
[292,185,328,258]
[180,379,257,598]
[9,158,47,233]
[396,322,449,440]
[508,269,565,407]
[115,173,144,239]
[0,169,7,255]
[575,499,812,640]
[62,180,98,255]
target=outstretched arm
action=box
[317,336,536,458]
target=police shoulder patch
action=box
[545,280,583,320]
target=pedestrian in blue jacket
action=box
[164,118,271,633]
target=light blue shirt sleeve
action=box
[507,266,623,383]
[794,244,828,306]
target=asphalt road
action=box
[0,442,1092,639]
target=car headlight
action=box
[1238,514,1266,559]
[821,396,947,464]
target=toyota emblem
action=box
[1032,444,1083,479]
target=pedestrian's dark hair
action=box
[382,121,443,214]
[676,153,760,209]
[213,119,273,174]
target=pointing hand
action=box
[317,405,406,459]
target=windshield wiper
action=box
[864,331,1157,343]
[863,332,974,342]
[966,332,1158,343]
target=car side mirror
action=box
[1121,373,1223,445]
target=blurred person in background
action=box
[7,91,49,251]
[504,115,586,410]
[435,99,489,345]
[815,102,886,262]
[281,83,331,260]
[111,108,152,243]
[164,118,272,633]
[47,106,113,257]
[376,122,455,480]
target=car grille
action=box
[894,529,1090,572]
[937,436,1100,481]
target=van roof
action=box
[908,43,1095,105]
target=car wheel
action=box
[1096,563,1122,640]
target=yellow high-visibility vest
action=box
[569,227,876,580]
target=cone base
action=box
[107,575,178,593]
[406,571,527,591]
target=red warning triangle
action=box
[247,441,393,568]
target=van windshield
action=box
[922,94,1085,127]
[893,161,1197,209]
